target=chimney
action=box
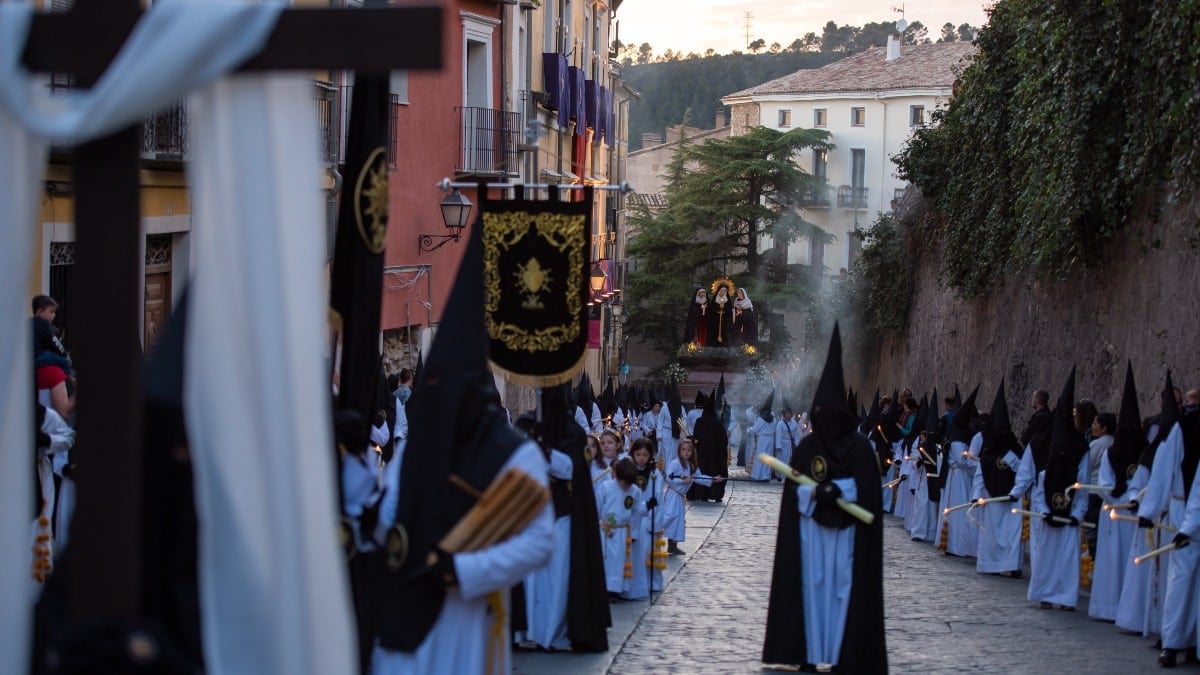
[715,108,726,128]
[886,35,901,62]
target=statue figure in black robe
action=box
[731,287,757,347]
[707,284,734,348]
[683,288,709,346]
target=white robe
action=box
[1008,447,1088,608]
[795,478,859,667]
[1115,464,1163,635]
[685,408,702,436]
[935,439,981,556]
[663,459,713,542]
[624,468,666,599]
[972,447,1023,574]
[880,441,896,512]
[893,440,917,519]
[1088,457,1135,620]
[749,417,776,481]
[656,413,678,470]
[521,450,573,650]
[904,458,937,541]
[371,442,555,675]
[596,480,644,593]
[1142,424,1199,650]
[775,419,799,469]
[1178,462,1200,649]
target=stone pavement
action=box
[516,477,1200,674]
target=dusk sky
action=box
[614,1,993,57]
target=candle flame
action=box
[1109,509,1119,521]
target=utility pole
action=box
[744,12,753,49]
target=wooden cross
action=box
[22,0,441,622]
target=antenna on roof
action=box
[744,11,753,49]
[892,3,907,33]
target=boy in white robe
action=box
[624,440,666,599]
[775,403,799,468]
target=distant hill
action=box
[623,51,843,151]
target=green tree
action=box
[902,20,930,45]
[938,22,957,43]
[626,124,835,356]
[637,42,653,65]
[957,23,976,42]
[748,38,766,53]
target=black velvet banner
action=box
[482,190,592,386]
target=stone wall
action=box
[845,197,1200,428]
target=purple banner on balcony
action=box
[542,52,569,128]
[606,88,615,146]
[585,79,599,135]
[568,66,586,136]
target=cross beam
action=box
[20,0,442,623]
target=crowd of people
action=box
[867,365,1200,669]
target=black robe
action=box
[557,412,612,651]
[706,294,735,348]
[683,298,709,345]
[762,431,887,672]
[690,410,729,501]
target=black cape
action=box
[691,397,729,501]
[762,431,886,671]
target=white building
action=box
[722,38,975,273]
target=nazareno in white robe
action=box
[971,447,1023,574]
[662,459,713,542]
[893,440,917,519]
[904,453,936,541]
[749,417,776,481]
[1008,447,1088,608]
[1114,463,1163,635]
[519,449,574,650]
[1141,423,1199,651]
[1177,461,1200,650]
[1088,457,1135,621]
[596,480,644,593]
[656,412,678,472]
[935,438,981,557]
[794,477,859,666]
[371,441,555,675]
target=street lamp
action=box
[589,262,608,300]
[418,188,472,254]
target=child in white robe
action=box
[597,459,644,595]
[623,439,666,599]
[663,437,724,554]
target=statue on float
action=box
[683,278,756,349]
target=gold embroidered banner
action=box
[482,190,592,386]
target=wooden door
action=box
[144,270,171,349]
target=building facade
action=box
[722,39,974,274]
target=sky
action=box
[614,1,993,57]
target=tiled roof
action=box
[725,42,975,99]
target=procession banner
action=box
[482,188,592,386]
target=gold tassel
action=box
[484,591,507,675]
[937,514,950,552]
[1021,496,1030,543]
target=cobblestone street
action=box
[516,477,1200,674]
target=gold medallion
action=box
[623,495,635,510]
[384,523,409,573]
[353,147,389,254]
[1051,492,1069,511]
[636,475,647,490]
[996,456,1008,470]
[811,455,828,483]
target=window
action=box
[812,149,827,178]
[850,107,866,126]
[813,108,827,127]
[851,149,865,188]
[778,109,791,128]
[390,71,409,105]
[909,105,925,126]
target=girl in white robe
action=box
[596,460,644,594]
[624,439,666,600]
[663,438,723,553]
[1088,444,1136,621]
[591,433,616,507]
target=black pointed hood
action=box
[809,323,856,445]
[716,373,726,409]
[980,379,1021,497]
[1042,367,1089,516]
[695,390,707,409]
[867,389,881,429]
[988,379,1012,439]
[1139,371,1179,470]
[703,388,718,418]
[914,394,929,436]
[947,384,978,444]
[1109,361,1144,498]
[759,390,775,424]
[668,381,684,439]
[601,376,615,418]
[385,214,526,650]
[953,385,962,408]
[925,387,941,442]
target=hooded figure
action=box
[749,391,778,481]
[686,390,707,435]
[973,379,1025,576]
[935,385,981,557]
[707,284,735,348]
[762,323,886,672]
[690,391,730,502]
[372,214,554,672]
[732,287,757,346]
[904,390,943,542]
[1114,372,1178,635]
[657,381,685,469]
[683,288,709,346]
[1007,368,1089,610]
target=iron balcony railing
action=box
[836,185,869,209]
[798,188,831,208]
[141,101,188,159]
[337,84,399,168]
[456,106,521,177]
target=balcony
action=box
[337,84,399,169]
[836,185,868,209]
[455,106,521,178]
[798,188,831,209]
[141,101,188,161]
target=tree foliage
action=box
[894,0,1200,298]
[848,214,912,335]
[626,124,834,357]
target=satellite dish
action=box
[895,18,908,33]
